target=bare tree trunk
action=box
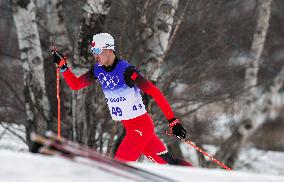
[10,0,51,148]
[140,0,179,82]
[47,0,72,54]
[213,0,273,168]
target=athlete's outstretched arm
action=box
[124,67,187,139]
[62,68,96,90]
[124,67,175,120]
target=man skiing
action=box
[52,33,191,166]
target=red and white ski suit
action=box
[62,58,175,164]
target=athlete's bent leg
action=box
[115,113,155,162]
[143,133,193,166]
[142,133,168,164]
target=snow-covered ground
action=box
[1,150,284,182]
[1,124,284,181]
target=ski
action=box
[38,145,143,181]
[31,132,176,182]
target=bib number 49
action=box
[112,107,122,116]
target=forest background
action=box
[0,0,284,170]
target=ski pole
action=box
[52,46,61,139]
[165,132,232,171]
[56,66,61,139]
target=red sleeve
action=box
[62,68,95,90]
[130,71,175,120]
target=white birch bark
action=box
[141,0,179,82]
[10,0,51,142]
[213,0,273,167]
[46,0,72,54]
[73,0,110,71]
[238,0,273,136]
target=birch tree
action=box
[135,0,180,117]
[140,0,179,82]
[46,0,72,54]
[10,0,51,147]
[212,0,273,168]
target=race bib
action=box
[104,87,147,120]
[94,59,147,120]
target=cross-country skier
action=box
[52,33,192,166]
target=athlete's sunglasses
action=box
[90,47,104,55]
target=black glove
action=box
[168,118,187,139]
[51,48,68,72]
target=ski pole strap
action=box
[164,131,232,171]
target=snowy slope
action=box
[1,125,284,181]
[1,150,284,182]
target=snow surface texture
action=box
[1,151,284,182]
[1,125,284,181]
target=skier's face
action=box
[94,49,114,66]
